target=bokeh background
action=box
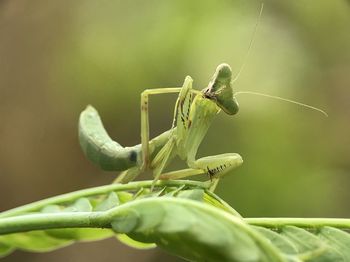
[0,0,349,261]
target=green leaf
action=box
[116,191,134,203]
[110,198,284,262]
[41,205,62,213]
[0,241,14,258]
[254,225,350,261]
[40,200,114,241]
[110,209,140,234]
[203,190,242,217]
[253,226,298,254]
[318,226,350,260]
[44,228,114,242]
[63,198,92,212]
[94,192,120,211]
[176,188,204,201]
[116,234,156,250]
[0,231,73,252]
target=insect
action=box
[79,63,244,190]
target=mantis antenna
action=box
[232,3,264,83]
[234,91,328,117]
[230,3,328,118]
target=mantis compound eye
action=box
[203,63,239,115]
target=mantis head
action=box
[202,63,239,115]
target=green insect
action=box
[79,63,243,190]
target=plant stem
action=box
[245,217,350,230]
[0,212,109,234]
[0,180,210,218]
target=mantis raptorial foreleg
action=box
[190,153,243,178]
[159,153,243,190]
[191,153,243,190]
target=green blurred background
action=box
[0,0,349,261]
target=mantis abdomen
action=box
[79,106,172,171]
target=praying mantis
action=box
[79,63,327,191]
[79,63,244,190]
